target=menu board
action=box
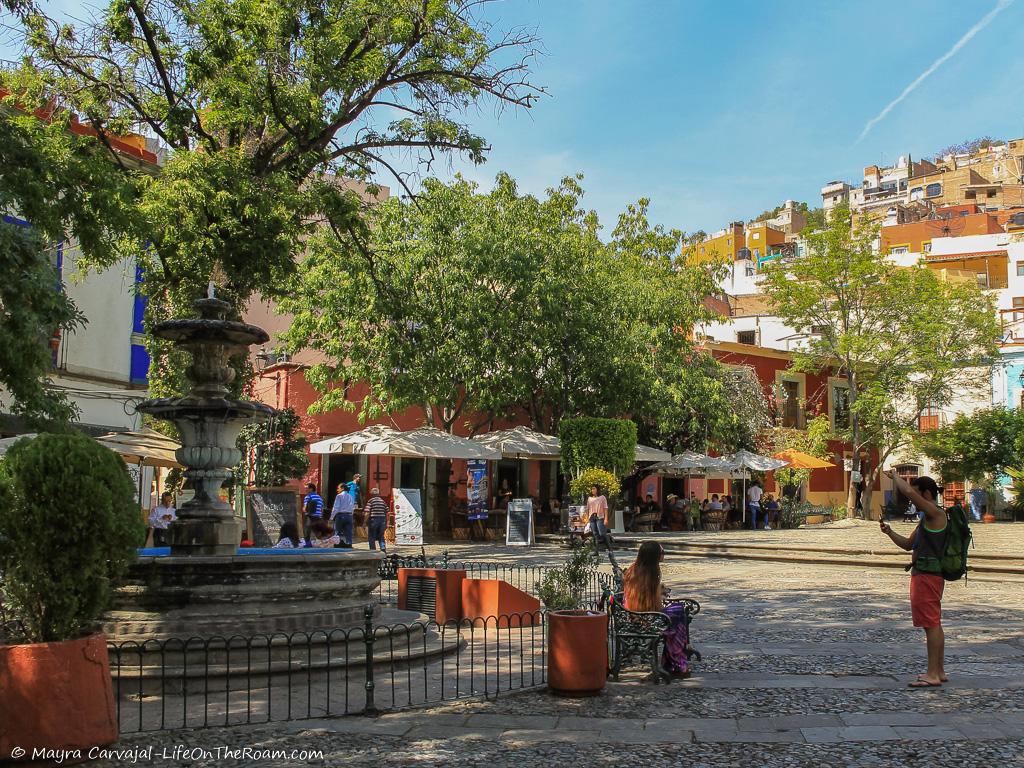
[505,498,534,546]
[394,488,424,546]
[245,489,300,547]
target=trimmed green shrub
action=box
[0,432,144,643]
[536,544,599,611]
[559,417,636,480]
[569,468,620,502]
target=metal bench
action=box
[602,588,700,683]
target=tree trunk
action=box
[847,370,861,519]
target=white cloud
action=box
[856,0,1014,143]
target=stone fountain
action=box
[107,288,385,642]
[137,289,273,555]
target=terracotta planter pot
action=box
[0,633,118,763]
[547,609,608,696]
[983,513,997,524]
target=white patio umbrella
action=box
[96,429,182,468]
[635,444,672,463]
[308,424,402,455]
[720,449,790,523]
[473,426,561,460]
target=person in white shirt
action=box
[148,493,177,546]
[747,482,764,530]
[330,485,356,547]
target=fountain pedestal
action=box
[137,296,274,556]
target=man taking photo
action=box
[879,472,949,688]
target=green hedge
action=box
[0,432,145,643]
[559,417,637,480]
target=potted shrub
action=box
[0,432,144,762]
[537,544,608,696]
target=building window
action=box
[1014,297,1024,308]
[966,191,976,199]
[923,242,932,253]
[1016,262,1024,277]
[910,187,923,200]
[751,232,760,240]
[926,183,942,197]
[700,246,705,254]
[977,273,990,289]
[919,406,940,433]
[988,190,997,198]
[890,246,909,255]
[781,379,801,428]
[753,248,760,258]
[832,384,851,430]
[737,330,757,345]
[744,264,755,277]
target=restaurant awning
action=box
[772,448,834,469]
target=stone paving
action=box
[90,526,1024,767]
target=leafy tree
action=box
[759,205,999,517]
[5,0,540,399]
[559,417,636,481]
[235,406,309,488]
[0,105,135,426]
[916,407,1023,484]
[802,207,826,232]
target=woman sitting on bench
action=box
[623,541,691,677]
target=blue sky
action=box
[445,0,1024,235]
[8,0,1024,236]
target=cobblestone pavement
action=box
[92,527,1024,767]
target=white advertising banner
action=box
[394,488,424,546]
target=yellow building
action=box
[685,222,744,264]
[743,222,787,263]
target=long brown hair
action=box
[623,541,663,612]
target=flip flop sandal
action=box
[917,674,949,683]
[908,680,942,688]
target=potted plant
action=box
[0,432,144,762]
[537,543,608,696]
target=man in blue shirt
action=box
[303,483,324,535]
[345,473,362,508]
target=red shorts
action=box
[910,573,945,628]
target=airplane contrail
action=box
[856,0,1014,143]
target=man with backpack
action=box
[880,472,971,688]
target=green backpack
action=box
[913,504,973,581]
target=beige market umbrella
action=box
[635,444,672,463]
[308,424,403,455]
[473,426,561,460]
[96,429,182,468]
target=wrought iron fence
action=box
[109,607,546,733]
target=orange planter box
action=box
[397,568,466,624]
[461,579,541,628]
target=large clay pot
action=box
[547,609,608,696]
[0,633,118,762]
[983,513,997,524]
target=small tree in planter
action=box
[537,544,608,696]
[0,431,144,759]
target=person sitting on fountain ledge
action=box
[272,521,305,549]
[308,519,341,548]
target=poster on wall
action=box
[394,488,424,546]
[466,460,489,521]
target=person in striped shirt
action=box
[365,487,389,553]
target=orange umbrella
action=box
[773,449,835,469]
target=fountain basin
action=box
[106,550,384,641]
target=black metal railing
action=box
[109,607,547,733]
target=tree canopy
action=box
[916,407,1024,484]
[4,0,541,397]
[0,106,135,425]
[283,172,734,446]
[759,205,999,515]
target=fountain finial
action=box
[207,281,216,300]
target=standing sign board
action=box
[394,488,424,546]
[245,489,300,547]
[466,460,489,521]
[506,498,534,546]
